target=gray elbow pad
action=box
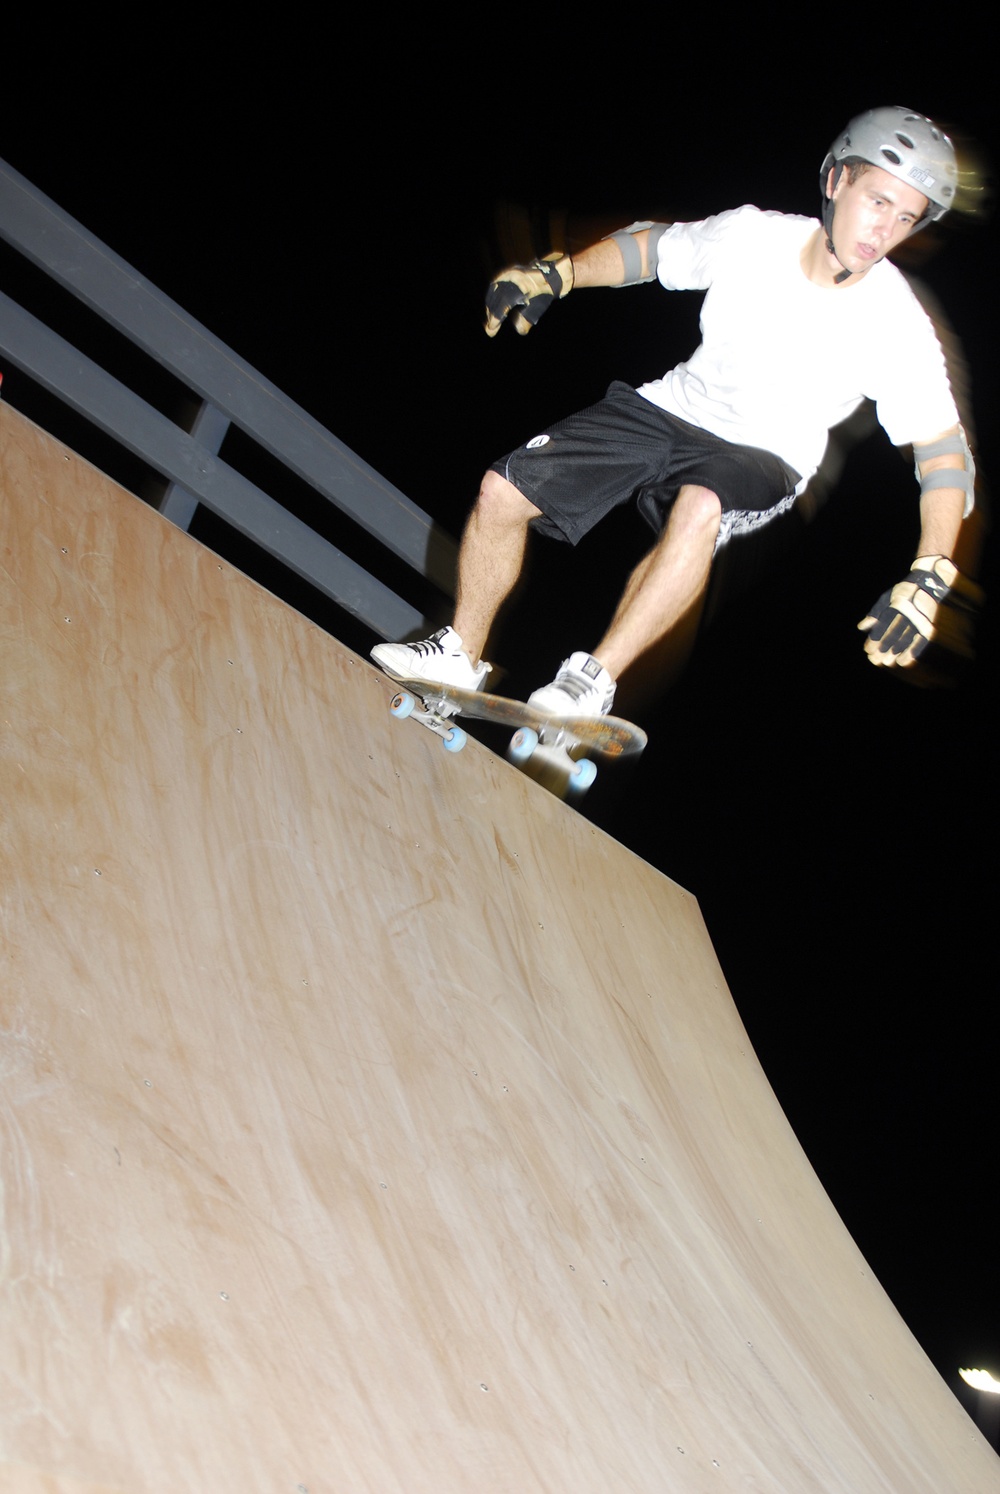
[913,426,976,518]
[603,221,670,285]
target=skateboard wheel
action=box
[509,727,539,763]
[569,758,597,791]
[390,690,415,719]
[443,725,467,753]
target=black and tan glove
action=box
[858,555,984,684]
[484,253,574,337]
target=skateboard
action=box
[381,672,647,798]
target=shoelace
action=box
[410,634,449,657]
[553,666,599,704]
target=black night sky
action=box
[4,20,997,1432]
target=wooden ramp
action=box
[2,402,994,1493]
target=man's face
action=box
[826,163,929,275]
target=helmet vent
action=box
[903,114,942,140]
[881,149,903,165]
[894,132,916,151]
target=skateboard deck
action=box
[380,671,647,798]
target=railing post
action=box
[159,401,231,531]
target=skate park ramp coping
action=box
[2,401,996,1491]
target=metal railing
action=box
[0,157,456,642]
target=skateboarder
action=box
[372,106,981,717]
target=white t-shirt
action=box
[637,206,959,492]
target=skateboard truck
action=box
[509,726,598,792]
[389,688,468,753]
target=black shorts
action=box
[490,381,801,545]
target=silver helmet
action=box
[821,106,958,222]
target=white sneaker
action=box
[371,627,490,691]
[527,653,616,718]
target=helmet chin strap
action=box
[822,191,856,284]
[827,245,855,284]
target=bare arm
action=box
[913,429,968,561]
[569,228,657,288]
[859,425,983,679]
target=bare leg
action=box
[592,484,722,678]
[452,470,541,663]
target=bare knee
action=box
[475,469,542,527]
[672,483,723,537]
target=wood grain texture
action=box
[2,402,995,1491]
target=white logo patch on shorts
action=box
[525,434,550,449]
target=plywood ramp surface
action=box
[1,402,994,1493]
